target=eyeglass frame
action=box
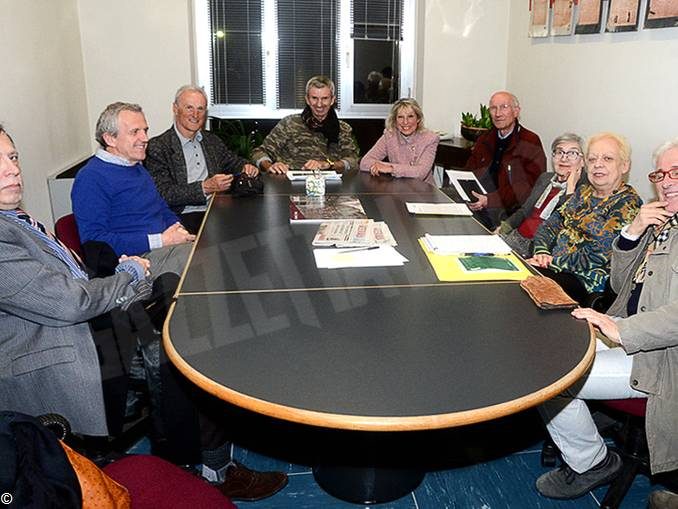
[488,103,514,114]
[552,149,582,161]
[648,168,678,183]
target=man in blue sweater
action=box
[72,102,195,276]
[71,102,287,501]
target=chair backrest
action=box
[54,213,83,259]
[603,398,647,417]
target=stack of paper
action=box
[314,246,408,269]
[405,202,472,216]
[312,219,396,248]
[421,234,512,255]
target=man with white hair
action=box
[146,85,259,233]
[465,90,547,230]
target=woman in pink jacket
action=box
[360,98,439,185]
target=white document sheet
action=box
[313,246,409,269]
[421,234,512,255]
[405,202,473,216]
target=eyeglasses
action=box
[648,168,678,183]
[552,149,582,161]
[488,103,513,113]
[181,105,206,113]
[587,154,617,165]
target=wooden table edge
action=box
[163,302,596,431]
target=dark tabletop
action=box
[166,171,594,430]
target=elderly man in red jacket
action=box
[466,91,547,230]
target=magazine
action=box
[289,195,367,223]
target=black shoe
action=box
[536,450,622,499]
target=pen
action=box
[463,252,496,257]
[337,246,380,253]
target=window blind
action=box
[351,0,403,40]
[276,0,339,109]
[209,0,265,104]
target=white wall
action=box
[77,0,194,139]
[8,0,677,222]
[421,0,510,136]
[0,0,91,224]
[506,1,678,202]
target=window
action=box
[351,0,403,104]
[194,0,416,118]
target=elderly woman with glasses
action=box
[535,138,678,502]
[527,132,642,305]
[359,98,439,185]
[496,132,585,257]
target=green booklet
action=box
[458,256,519,272]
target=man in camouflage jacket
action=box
[252,76,359,174]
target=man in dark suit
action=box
[145,85,259,233]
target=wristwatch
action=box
[325,158,334,170]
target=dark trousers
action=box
[92,273,227,465]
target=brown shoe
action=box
[217,462,288,501]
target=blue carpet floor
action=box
[127,408,663,508]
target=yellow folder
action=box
[418,238,532,282]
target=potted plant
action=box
[460,104,492,142]
[209,118,263,159]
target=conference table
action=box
[164,171,595,503]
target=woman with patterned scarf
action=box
[528,132,642,305]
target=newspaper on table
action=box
[312,219,397,248]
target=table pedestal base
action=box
[313,465,425,504]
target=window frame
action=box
[193,0,417,119]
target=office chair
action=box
[54,213,83,259]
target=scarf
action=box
[633,212,678,284]
[535,177,568,220]
[301,105,340,147]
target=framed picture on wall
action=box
[552,0,575,35]
[606,0,641,32]
[529,0,549,37]
[645,0,678,28]
[575,0,604,34]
